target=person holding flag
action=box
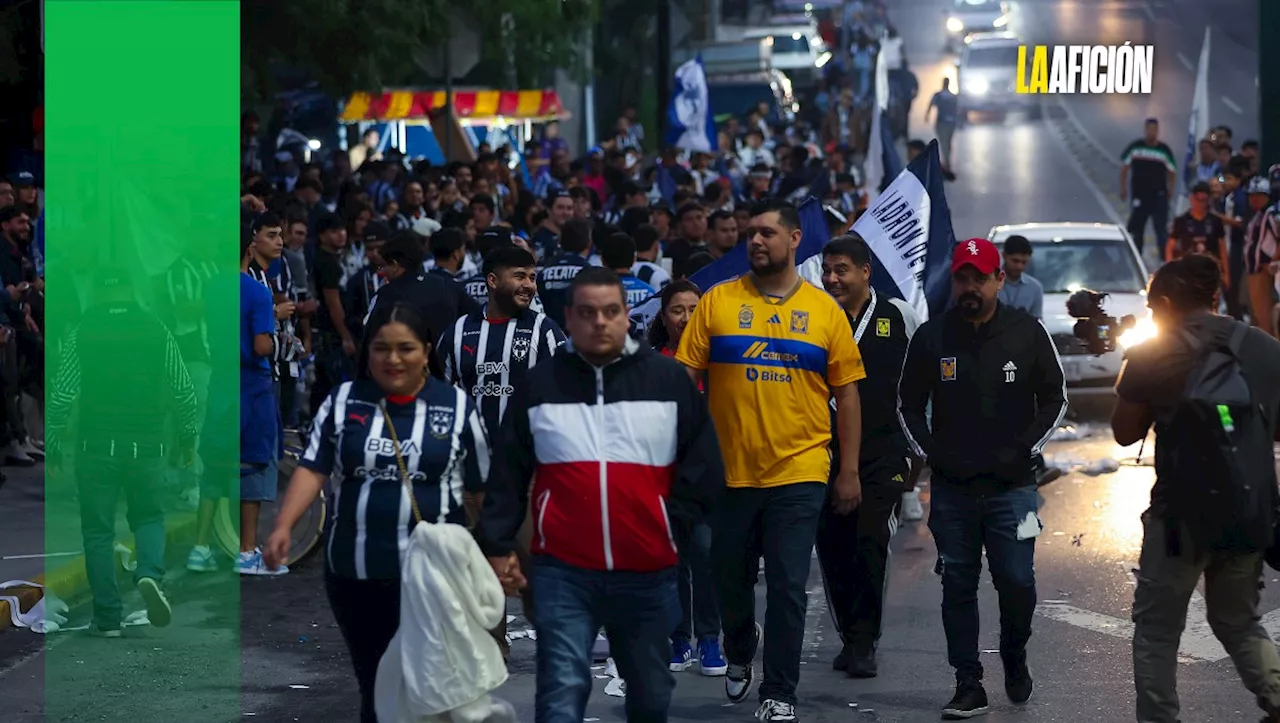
[676,198,867,722]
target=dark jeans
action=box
[279,367,298,429]
[1126,194,1169,255]
[77,452,167,629]
[325,572,400,723]
[713,481,826,706]
[928,482,1040,682]
[531,556,679,723]
[815,467,903,648]
[0,338,25,445]
[673,522,720,644]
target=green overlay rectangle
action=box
[44,1,241,719]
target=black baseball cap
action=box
[363,221,392,243]
[546,188,572,203]
[0,205,26,224]
[6,172,34,188]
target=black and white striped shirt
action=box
[438,308,567,442]
[301,378,490,580]
[248,260,302,379]
[633,261,671,291]
[163,256,218,364]
[46,304,200,452]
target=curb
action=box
[0,514,201,633]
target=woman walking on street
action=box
[649,280,729,676]
[264,301,490,723]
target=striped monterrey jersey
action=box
[247,259,302,379]
[633,260,671,291]
[676,275,866,489]
[439,308,567,442]
[300,378,489,580]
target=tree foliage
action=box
[242,0,597,102]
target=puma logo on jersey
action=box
[348,413,370,425]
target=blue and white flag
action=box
[865,38,904,200]
[666,56,716,153]
[631,143,955,333]
[1179,27,1211,215]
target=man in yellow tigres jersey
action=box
[676,198,866,722]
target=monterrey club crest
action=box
[511,335,531,362]
[429,408,453,439]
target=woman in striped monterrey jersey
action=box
[264,301,490,723]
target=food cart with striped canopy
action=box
[338,88,571,163]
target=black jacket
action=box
[897,303,1067,488]
[365,271,481,346]
[831,291,912,479]
[536,252,590,329]
[477,338,724,571]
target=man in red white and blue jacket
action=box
[478,266,724,723]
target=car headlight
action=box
[946,17,964,33]
[964,77,990,95]
[993,14,1009,27]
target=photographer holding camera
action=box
[1112,254,1280,723]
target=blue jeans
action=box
[531,556,679,723]
[673,523,720,644]
[712,482,826,705]
[928,483,1040,682]
[77,452,167,629]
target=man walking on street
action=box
[1120,118,1178,256]
[1111,254,1280,723]
[897,238,1067,718]
[677,199,867,721]
[925,79,960,176]
[479,268,723,723]
[817,234,915,679]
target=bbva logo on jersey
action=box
[365,437,421,456]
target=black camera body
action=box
[1067,289,1136,355]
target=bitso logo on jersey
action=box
[1015,43,1153,94]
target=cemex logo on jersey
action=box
[741,341,800,364]
[1015,44,1153,94]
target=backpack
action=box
[1161,323,1278,555]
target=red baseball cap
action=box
[951,238,1001,275]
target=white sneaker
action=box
[5,440,34,467]
[901,487,924,522]
[137,577,172,628]
[186,545,218,572]
[21,438,44,460]
[237,548,288,576]
[755,699,797,722]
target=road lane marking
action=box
[1176,52,1194,71]
[1222,95,1243,114]
[1042,102,1127,227]
[1049,96,1120,168]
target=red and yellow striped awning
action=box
[339,89,568,123]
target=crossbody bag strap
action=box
[379,399,425,526]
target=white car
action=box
[988,223,1155,394]
[945,0,1012,50]
[956,32,1037,120]
[741,26,826,87]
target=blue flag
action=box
[851,139,956,320]
[666,57,716,153]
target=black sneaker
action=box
[832,643,852,672]
[725,622,762,704]
[1003,657,1033,704]
[845,646,878,679]
[941,681,989,719]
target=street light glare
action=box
[307,139,321,150]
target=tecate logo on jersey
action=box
[365,438,421,456]
[476,361,509,375]
[745,367,792,383]
[354,466,428,483]
[541,266,581,282]
[473,382,516,397]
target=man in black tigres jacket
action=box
[816,235,917,679]
[897,238,1067,719]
